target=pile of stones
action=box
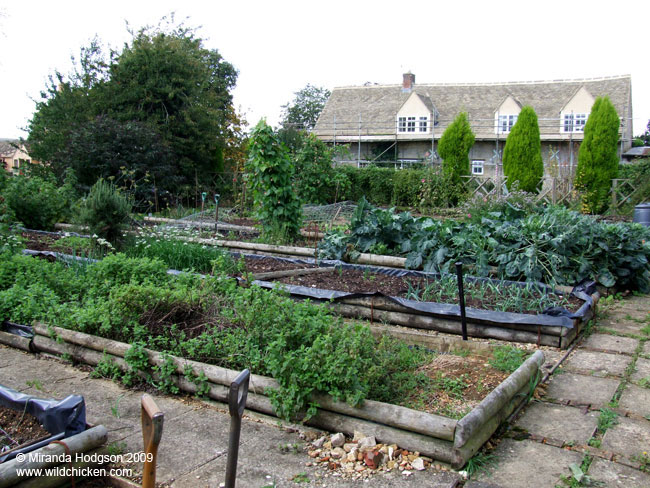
[304,431,441,480]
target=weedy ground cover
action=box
[0,250,522,422]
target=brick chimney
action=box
[402,72,415,92]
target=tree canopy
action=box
[280,84,330,131]
[27,19,238,199]
[502,106,544,193]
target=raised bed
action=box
[19,247,598,349]
[237,254,598,349]
[0,380,107,488]
[0,323,544,469]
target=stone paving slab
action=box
[596,316,646,336]
[171,423,462,488]
[618,384,650,419]
[613,302,650,316]
[601,416,650,462]
[120,402,233,484]
[544,372,619,407]
[631,357,650,385]
[580,333,639,354]
[643,341,650,355]
[473,439,582,488]
[588,457,650,488]
[563,350,631,377]
[514,401,598,445]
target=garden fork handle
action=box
[141,394,164,488]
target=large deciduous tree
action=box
[27,20,237,198]
[280,84,331,131]
[502,106,544,193]
[575,96,620,214]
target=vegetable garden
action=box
[2,165,650,471]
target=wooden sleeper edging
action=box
[1,324,548,469]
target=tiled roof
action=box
[313,75,631,140]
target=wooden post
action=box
[141,394,164,488]
[611,179,618,215]
[552,177,557,205]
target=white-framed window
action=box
[497,114,518,134]
[563,113,587,133]
[471,160,484,175]
[398,116,418,133]
[406,116,415,132]
[419,116,428,132]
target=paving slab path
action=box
[1,294,649,487]
[474,294,650,487]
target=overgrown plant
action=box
[246,120,302,241]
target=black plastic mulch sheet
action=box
[0,383,86,461]
[233,252,595,329]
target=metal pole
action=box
[214,193,220,233]
[225,369,250,488]
[358,114,361,167]
[455,262,468,341]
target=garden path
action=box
[469,294,650,487]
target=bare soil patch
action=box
[0,405,51,452]
[273,268,583,315]
[413,355,510,418]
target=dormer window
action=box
[398,116,416,132]
[419,117,428,132]
[498,114,518,134]
[562,113,587,133]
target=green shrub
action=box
[79,179,132,247]
[1,174,68,230]
[292,133,337,204]
[418,167,467,209]
[438,112,475,189]
[502,106,544,193]
[575,96,620,214]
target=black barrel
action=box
[633,203,650,227]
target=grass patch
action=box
[489,346,528,373]
[465,451,497,478]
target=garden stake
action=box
[225,368,250,488]
[200,192,207,224]
[455,262,468,341]
[141,394,164,488]
[214,193,221,233]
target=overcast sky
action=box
[0,0,648,139]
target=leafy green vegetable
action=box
[319,198,650,291]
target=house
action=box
[0,140,37,175]
[312,73,633,178]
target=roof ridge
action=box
[333,74,632,90]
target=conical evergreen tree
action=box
[438,112,475,183]
[575,96,620,214]
[502,106,543,193]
